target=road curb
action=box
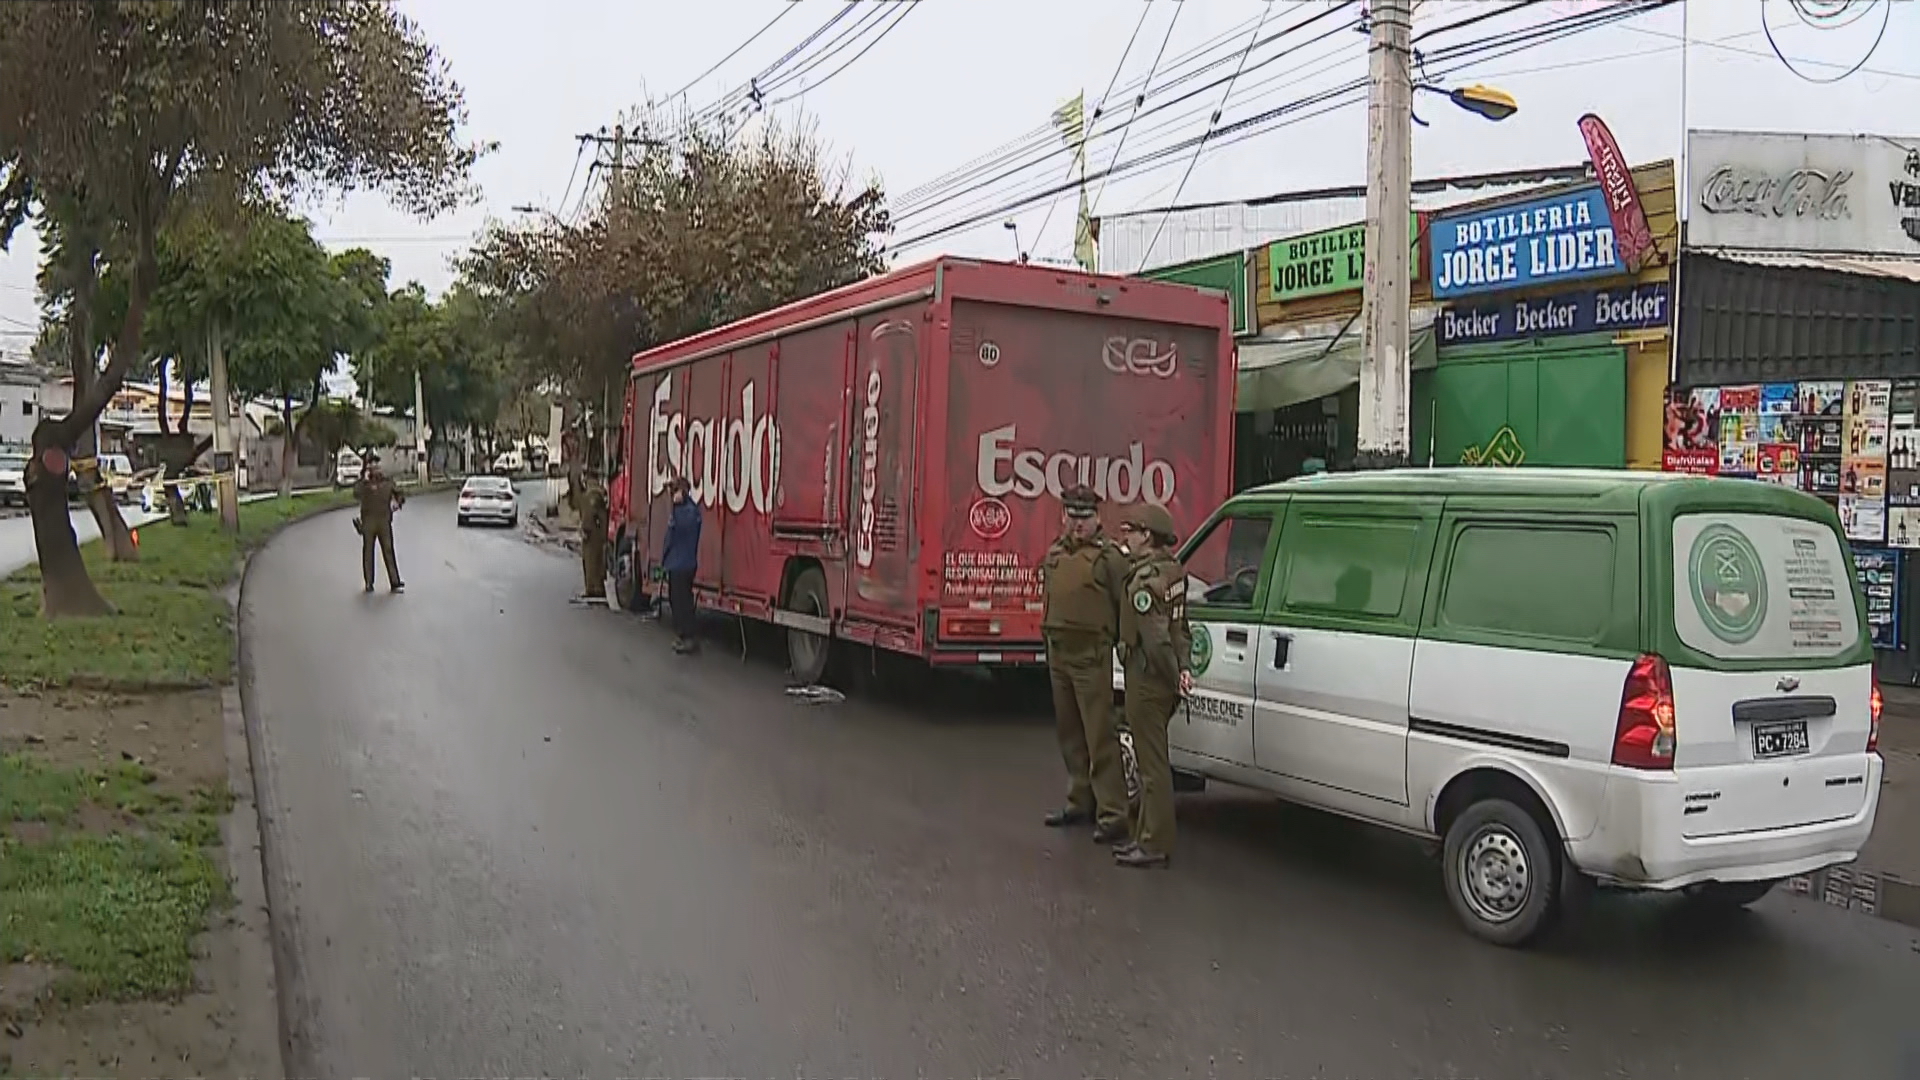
[217,680,286,1080]
[228,498,358,1080]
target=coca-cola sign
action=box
[1697,165,1853,221]
[1687,129,1920,256]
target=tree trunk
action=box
[27,420,112,617]
[66,285,137,562]
[29,223,161,618]
[155,359,188,524]
[279,393,295,500]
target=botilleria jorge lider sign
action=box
[1429,185,1623,298]
[1267,214,1420,302]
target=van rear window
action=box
[1672,512,1860,661]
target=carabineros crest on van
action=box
[1688,523,1768,645]
[1189,624,1213,676]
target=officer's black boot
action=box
[1114,845,1170,869]
[1042,807,1092,828]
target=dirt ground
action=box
[0,687,273,1079]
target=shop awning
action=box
[1236,309,1439,413]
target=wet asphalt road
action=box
[240,490,1920,1079]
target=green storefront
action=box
[1421,186,1669,469]
[1412,333,1628,468]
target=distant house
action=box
[0,359,44,447]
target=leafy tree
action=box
[0,0,481,616]
[459,115,887,488]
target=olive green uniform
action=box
[1041,531,1132,831]
[353,473,406,590]
[1119,550,1191,858]
[577,479,609,599]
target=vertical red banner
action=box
[1577,113,1657,275]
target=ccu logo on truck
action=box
[976,424,1176,506]
[646,377,781,514]
[1103,336,1178,379]
[855,361,882,569]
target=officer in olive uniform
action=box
[1040,484,1134,844]
[576,470,610,601]
[1114,503,1192,869]
[352,459,406,594]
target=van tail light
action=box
[1613,653,1677,770]
[1869,673,1883,754]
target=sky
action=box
[1,0,1916,368]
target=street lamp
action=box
[1411,82,1519,128]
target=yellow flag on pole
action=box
[1051,92,1086,170]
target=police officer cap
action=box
[1128,502,1178,544]
[1061,484,1101,517]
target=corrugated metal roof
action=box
[1099,162,1597,274]
[1697,249,1920,284]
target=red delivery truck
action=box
[610,256,1235,683]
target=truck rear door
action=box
[937,299,1230,658]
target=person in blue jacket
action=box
[661,476,703,654]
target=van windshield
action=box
[1672,512,1861,661]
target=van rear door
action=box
[1664,508,1875,839]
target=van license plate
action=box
[1753,720,1810,759]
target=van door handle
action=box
[1225,629,1248,645]
[1271,632,1292,669]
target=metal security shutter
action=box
[1428,337,1627,468]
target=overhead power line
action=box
[891,9,1279,208]
[906,0,1669,242]
[887,0,1676,257]
[1092,0,1188,216]
[1032,1,1155,249]
[663,0,802,105]
[766,1,920,107]
[893,1,1364,221]
[1137,1,1276,273]
[893,2,1364,229]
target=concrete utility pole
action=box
[1357,0,1414,469]
[208,323,239,531]
[413,366,428,484]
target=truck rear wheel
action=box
[612,532,642,612]
[785,566,832,685]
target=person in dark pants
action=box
[662,476,702,654]
[1113,503,1192,870]
[1039,484,1132,845]
[352,459,406,594]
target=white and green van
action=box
[1117,468,1884,947]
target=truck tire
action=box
[785,566,832,686]
[612,532,642,613]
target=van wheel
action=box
[785,567,832,685]
[1685,879,1780,910]
[1441,799,1561,948]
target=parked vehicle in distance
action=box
[612,256,1236,683]
[334,447,364,487]
[492,449,524,476]
[99,453,135,504]
[457,475,518,528]
[0,450,26,507]
[1118,468,1884,948]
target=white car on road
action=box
[0,450,27,507]
[456,475,518,528]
